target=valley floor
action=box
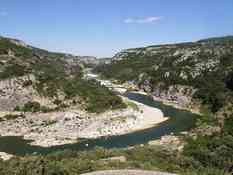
[0,74,167,151]
[0,96,167,148]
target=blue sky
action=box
[1,0,233,57]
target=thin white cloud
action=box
[124,16,163,24]
[0,11,8,17]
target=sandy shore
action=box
[121,96,168,132]
[134,101,167,130]
[0,101,167,147]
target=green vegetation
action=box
[183,112,233,173]
[95,41,233,113]
[198,35,233,45]
[0,145,231,175]
[93,37,233,174]
[64,78,126,113]
[14,101,55,113]
[43,120,57,126]
[0,38,33,57]
[0,63,28,80]
[21,101,41,112]
[32,57,70,98]
[13,76,126,113]
[34,71,126,113]
[0,37,69,58]
[1,36,232,174]
[126,101,139,111]
[94,52,158,83]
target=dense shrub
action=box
[22,101,41,112]
[0,63,28,80]
[63,78,126,113]
[183,113,233,173]
[0,146,231,175]
[0,38,33,57]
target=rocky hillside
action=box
[95,36,233,113]
[77,56,112,67]
[94,36,233,174]
[0,36,233,175]
[0,36,125,113]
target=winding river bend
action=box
[0,92,198,156]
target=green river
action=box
[0,92,198,156]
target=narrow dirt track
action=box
[81,170,177,175]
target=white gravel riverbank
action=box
[0,97,167,147]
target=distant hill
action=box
[95,36,233,113]
[197,35,233,44]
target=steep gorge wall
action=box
[0,75,53,111]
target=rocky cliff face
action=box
[76,56,112,67]
[113,36,233,61]
[0,75,34,111]
[0,37,80,111]
[0,75,57,111]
